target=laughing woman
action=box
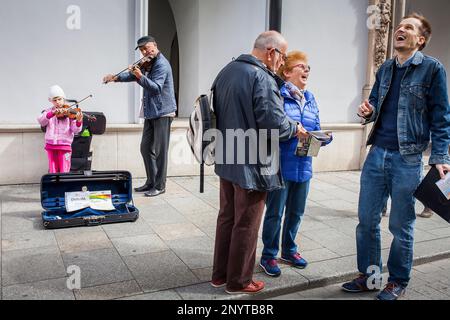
[260,51,332,277]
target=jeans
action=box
[356,145,422,287]
[262,180,310,259]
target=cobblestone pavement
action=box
[1,171,449,300]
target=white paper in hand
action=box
[436,173,450,200]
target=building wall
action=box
[0,0,138,125]
[282,0,369,124]
[169,0,267,118]
[407,0,450,94]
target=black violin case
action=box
[40,171,139,229]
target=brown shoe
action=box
[418,207,434,218]
[225,281,265,295]
[210,279,226,288]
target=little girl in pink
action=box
[38,85,83,173]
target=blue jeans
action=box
[357,146,422,287]
[262,180,310,259]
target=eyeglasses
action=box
[269,48,287,61]
[292,63,311,72]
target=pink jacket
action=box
[37,108,82,146]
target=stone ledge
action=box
[0,121,362,133]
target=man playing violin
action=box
[103,36,177,197]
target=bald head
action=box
[254,31,287,51]
[252,31,288,72]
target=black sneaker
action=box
[342,274,380,293]
[144,188,166,197]
[134,184,152,192]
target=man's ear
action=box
[418,36,426,48]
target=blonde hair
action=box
[277,51,308,80]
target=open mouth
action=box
[396,34,406,41]
[301,75,308,81]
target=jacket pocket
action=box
[408,84,427,110]
[408,85,427,139]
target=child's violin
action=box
[55,95,96,121]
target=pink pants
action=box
[47,150,72,173]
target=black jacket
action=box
[212,54,298,192]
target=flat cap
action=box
[135,36,156,50]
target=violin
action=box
[55,95,96,121]
[104,55,153,84]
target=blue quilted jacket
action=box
[279,83,330,183]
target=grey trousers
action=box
[141,117,173,190]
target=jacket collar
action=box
[281,83,312,102]
[235,54,268,71]
[389,51,424,67]
[235,54,285,88]
[411,51,424,65]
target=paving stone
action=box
[2,231,57,252]
[152,222,206,241]
[183,211,218,229]
[111,234,168,256]
[192,267,213,282]
[314,199,358,214]
[118,289,182,300]
[297,235,324,251]
[139,204,189,225]
[1,211,45,235]
[427,227,450,237]
[407,284,449,300]
[2,246,66,286]
[268,292,303,300]
[168,196,216,215]
[62,248,134,288]
[298,218,333,232]
[301,228,355,250]
[123,251,199,293]
[166,236,214,269]
[56,230,113,254]
[300,248,341,263]
[292,255,358,285]
[253,268,309,298]
[101,219,155,239]
[175,282,231,300]
[2,277,75,300]
[74,280,143,300]
[302,206,355,221]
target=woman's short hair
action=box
[277,51,308,80]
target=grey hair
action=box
[253,31,286,50]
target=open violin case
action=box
[40,171,139,229]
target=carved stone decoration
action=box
[374,0,392,70]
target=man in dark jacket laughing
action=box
[210,31,307,295]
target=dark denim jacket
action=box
[118,53,177,119]
[366,51,450,165]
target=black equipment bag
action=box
[40,171,139,229]
[71,136,93,172]
[414,166,450,223]
[82,112,106,135]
